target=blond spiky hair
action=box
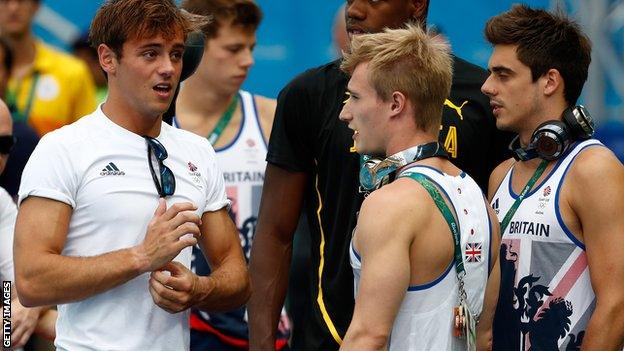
[341,24,453,132]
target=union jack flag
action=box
[465,242,482,263]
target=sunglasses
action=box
[144,136,176,197]
[0,135,16,155]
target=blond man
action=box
[338,25,500,351]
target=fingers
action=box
[152,262,194,292]
[13,326,34,349]
[169,210,202,230]
[159,261,184,275]
[149,267,196,314]
[159,202,198,221]
[10,313,37,349]
[141,202,203,271]
[153,198,167,216]
[148,281,185,314]
[172,221,201,239]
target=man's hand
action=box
[149,261,206,313]
[136,199,201,273]
[476,328,493,351]
[8,296,43,350]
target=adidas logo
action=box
[100,162,125,176]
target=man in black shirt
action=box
[248,1,512,350]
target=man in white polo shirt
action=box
[12,1,250,350]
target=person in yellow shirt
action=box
[0,0,96,136]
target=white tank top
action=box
[174,90,267,259]
[215,90,267,259]
[350,165,492,351]
[491,139,602,350]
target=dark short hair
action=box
[181,0,262,39]
[0,36,13,74]
[484,4,591,105]
[89,0,207,58]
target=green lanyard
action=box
[6,71,40,123]
[207,94,238,146]
[401,172,466,277]
[500,160,549,234]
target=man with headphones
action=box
[477,5,624,351]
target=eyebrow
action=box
[137,43,185,51]
[345,87,359,96]
[489,65,514,75]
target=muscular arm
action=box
[34,308,57,341]
[248,164,307,351]
[340,187,418,351]
[193,207,250,311]
[476,163,508,350]
[147,208,250,313]
[569,149,624,350]
[14,197,200,307]
[476,204,501,351]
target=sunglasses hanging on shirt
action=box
[144,136,176,197]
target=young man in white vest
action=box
[338,25,499,351]
[478,5,624,351]
[174,0,289,350]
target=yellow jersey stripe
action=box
[313,162,344,345]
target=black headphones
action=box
[510,105,595,161]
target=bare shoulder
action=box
[568,145,624,188]
[252,95,276,139]
[488,158,515,200]
[358,179,433,240]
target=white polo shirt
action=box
[19,106,229,351]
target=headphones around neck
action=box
[510,105,595,161]
[360,141,448,191]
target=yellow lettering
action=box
[444,126,458,158]
[350,140,357,153]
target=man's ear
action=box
[390,91,407,116]
[410,0,429,24]
[98,44,117,76]
[543,68,563,97]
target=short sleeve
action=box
[266,75,315,172]
[18,133,78,208]
[201,144,230,213]
[0,188,16,282]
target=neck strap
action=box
[7,71,40,123]
[207,94,239,145]
[360,141,448,191]
[500,160,549,233]
[400,172,465,277]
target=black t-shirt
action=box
[267,57,512,351]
